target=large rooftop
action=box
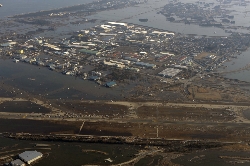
[19,151,42,164]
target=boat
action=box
[139,19,148,22]
[0,4,2,7]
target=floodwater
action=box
[0,101,50,113]
[0,59,123,100]
[0,0,94,18]
[216,49,250,82]
[172,149,250,166]
[0,0,248,36]
[87,0,229,36]
[0,135,139,166]
[0,119,79,134]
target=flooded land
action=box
[1,0,250,165]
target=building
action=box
[106,81,117,87]
[19,151,43,164]
[79,49,100,56]
[0,42,17,47]
[10,159,25,166]
[158,68,182,78]
[134,62,156,68]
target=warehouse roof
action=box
[19,151,42,164]
[11,159,25,166]
[158,68,182,78]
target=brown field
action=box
[195,52,215,60]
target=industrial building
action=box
[19,151,43,164]
[10,159,25,166]
[158,68,182,78]
[134,62,156,68]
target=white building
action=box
[158,68,182,78]
[19,151,43,164]
[10,159,25,166]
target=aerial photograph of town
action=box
[1,0,250,165]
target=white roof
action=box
[108,22,127,26]
[11,159,25,166]
[19,151,42,163]
[152,31,175,35]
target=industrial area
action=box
[2,19,250,101]
[1,0,250,165]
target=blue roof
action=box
[106,81,116,87]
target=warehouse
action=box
[10,159,25,166]
[19,151,43,164]
[158,68,182,78]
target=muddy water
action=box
[0,119,80,134]
[172,149,250,166]
[0,135,139,166]
[0,59,124,100]
[0,101,50,113]
[0,0,94,18]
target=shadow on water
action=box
[0,136,139,166]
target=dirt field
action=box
[194,52,215,60]
[136,106,235,123]
[56,101,129,117]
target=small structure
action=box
[106,81,117,88]
[0,42,17,47]
[19,151,43,164]
[10,159,25,166]
[79,49,100,56]
[88,76,100,81]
